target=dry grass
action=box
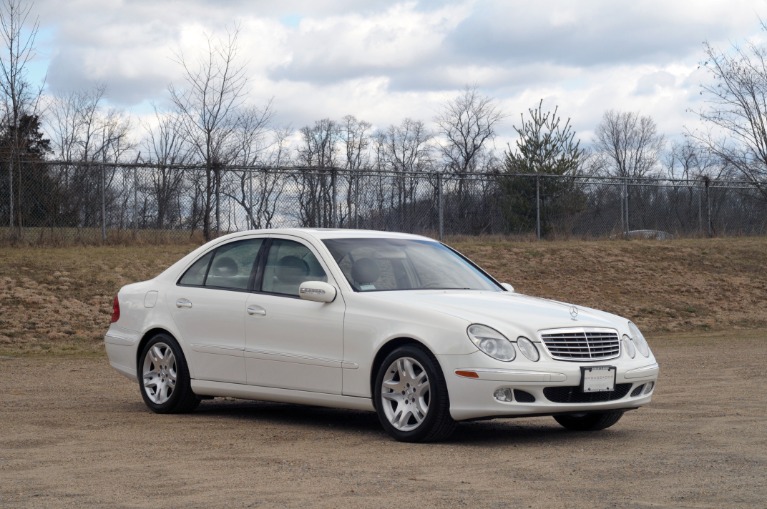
[1,237,765,356]
[0,244,197,356]
[452,236,767,334]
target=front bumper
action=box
[438,352,659,421]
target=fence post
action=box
[331,168,338,228]
[100,165,107,242]
[704,177,713,237]
[536,175,541,240]
[248,168,253,230]
[698,183,703,235]
[622,178,629,235]
[133,166,138,234]
[7,157,13,230]
[437,173,444,241]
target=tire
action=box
[138,333,200,414]
[553,410,624,431]
[374,345,456,442]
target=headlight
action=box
[516,336,539,362]
[622,334,636,358]
[467,324,515,362]
[628,322,651,357]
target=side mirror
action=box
[299,281,337,303]
[501,283,515,293]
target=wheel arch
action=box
[136,327,177,372]
[369,337,439,399]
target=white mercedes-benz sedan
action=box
[105,228,659,442]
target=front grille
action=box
[544,384,632,403]
[540,328,620,361]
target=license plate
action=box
[581,366,616,393]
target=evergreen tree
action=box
[0,114,55,227]
[500,101,585,236]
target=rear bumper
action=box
[104,327,140,381]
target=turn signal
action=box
[455,370,479,379]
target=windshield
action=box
[323,238,503,292]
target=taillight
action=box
[111,295,120,323]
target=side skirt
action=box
[191,379,375,412]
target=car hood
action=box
[357,290,625,338]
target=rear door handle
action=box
[247,304,266,316]
[176,298,192,309]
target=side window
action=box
[261,239,327,296]
[336,248,400,291]
[178,239,263,290]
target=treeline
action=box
[1,1,767,240]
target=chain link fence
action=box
[1,161,766,244]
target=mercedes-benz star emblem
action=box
[570,306,579,320]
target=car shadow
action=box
[170,398,628,445]
[194,398,383,433]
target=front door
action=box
[244,238,345,394]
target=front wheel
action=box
[553,410,624,431]
[374,345,456,442]
[138,334,200,413]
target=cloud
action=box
[20,0,767,148]
[269,2,468,84]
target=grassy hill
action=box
[1,237,765,356]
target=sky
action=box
[25,0,767,150]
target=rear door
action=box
[169,238,264,383]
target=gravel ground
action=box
[1,332,765,509]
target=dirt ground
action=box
[1,331,765,509]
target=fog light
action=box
[644,381,655,394]
[494,387,514,402]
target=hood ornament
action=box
[569,306,579,320]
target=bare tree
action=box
[690,26,767,200]
[0,0,42,232]
[593,110,664,235]
[662,140,726,234]
[45,85,133,230]
[435,85,504,175]
[141,109,191,228]
[594,110,664,178]
[338,115,371,227]
[169,26,249,240]
[664,140,723,181]
[247,127,292,229]
[381,118,432,230]
[47,85,132,163]
[224,101,275,229]
[295,118,338,227]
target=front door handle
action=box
[176,298,192,309]
[247,304,266,316]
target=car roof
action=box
[217,228,437,242]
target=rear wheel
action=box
[374,345,456,442]
[138,334,199,413]
[553,410,624,431]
